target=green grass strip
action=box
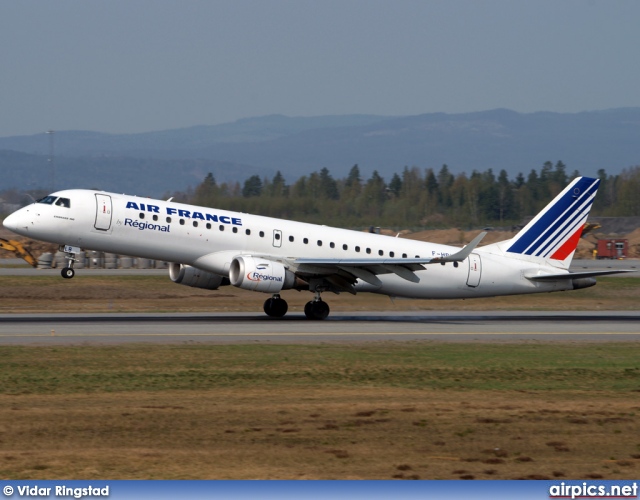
[1,343,639,394]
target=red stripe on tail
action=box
[550,226,583,261]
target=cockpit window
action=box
[37,196,58,205]
[55,197,71,208]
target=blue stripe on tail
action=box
[507,177,599,256]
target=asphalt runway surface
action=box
[0,311,638,345]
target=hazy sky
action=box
[2,1,640,137]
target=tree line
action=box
[187,162,640,230]
[2,162,638,229]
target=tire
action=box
[304,300,330,320]
[61,268,75,279]
[304,301,314,318]
[263,297,288,318]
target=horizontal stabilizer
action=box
[525,269,634,281]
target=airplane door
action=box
[466,253,481,287]
[94,194,112,231]
[273,229,282,248]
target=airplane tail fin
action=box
[504,176,600,269]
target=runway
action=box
[0,311,638,345]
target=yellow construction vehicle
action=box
[581,222,602,237]
[0,238,37,267]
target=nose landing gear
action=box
[60,245,81,279]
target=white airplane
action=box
[3,176,629,319]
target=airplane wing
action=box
[286,232,487,291]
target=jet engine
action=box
[169,263,227,290]
[229,255,295,293]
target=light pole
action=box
[46,130,55,192]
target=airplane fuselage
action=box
[4,188,572,300]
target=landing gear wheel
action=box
[61,267,75,279]
[263,296,288,318]
[304,300,330,320]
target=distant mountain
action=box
[193,108,639,180]
[0,114,390,156]
[1,109,639,195]
[0,150,266,197]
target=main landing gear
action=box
[60,245,81,279]
[263,292,331,320]
[304,293,330,320]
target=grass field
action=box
[1,343,639,479]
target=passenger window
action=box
[390,251,395,257]
[193,221,198,227]
[330,242,335,248]
[259,231,264,237]
[378,250,384,256]
[366,248,371,254]
[140,213,145,219]
[289,235,294,242]
[219,225,225,231]
[245,229,251,235]
[303,238,309,244]
[153,215,158,221]
[233,227,238,233]
[355,246,360,252]
[206,223,211,229]
[342,244,348,250]
[402,253,407,258]
[179,219,184,225]
[317,240,323,246]
[166,217,172,223]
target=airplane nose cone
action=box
[3,209,29,235]
[3,212,18,232]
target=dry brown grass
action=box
[1,388,639,479]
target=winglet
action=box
[433,232,487,263]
